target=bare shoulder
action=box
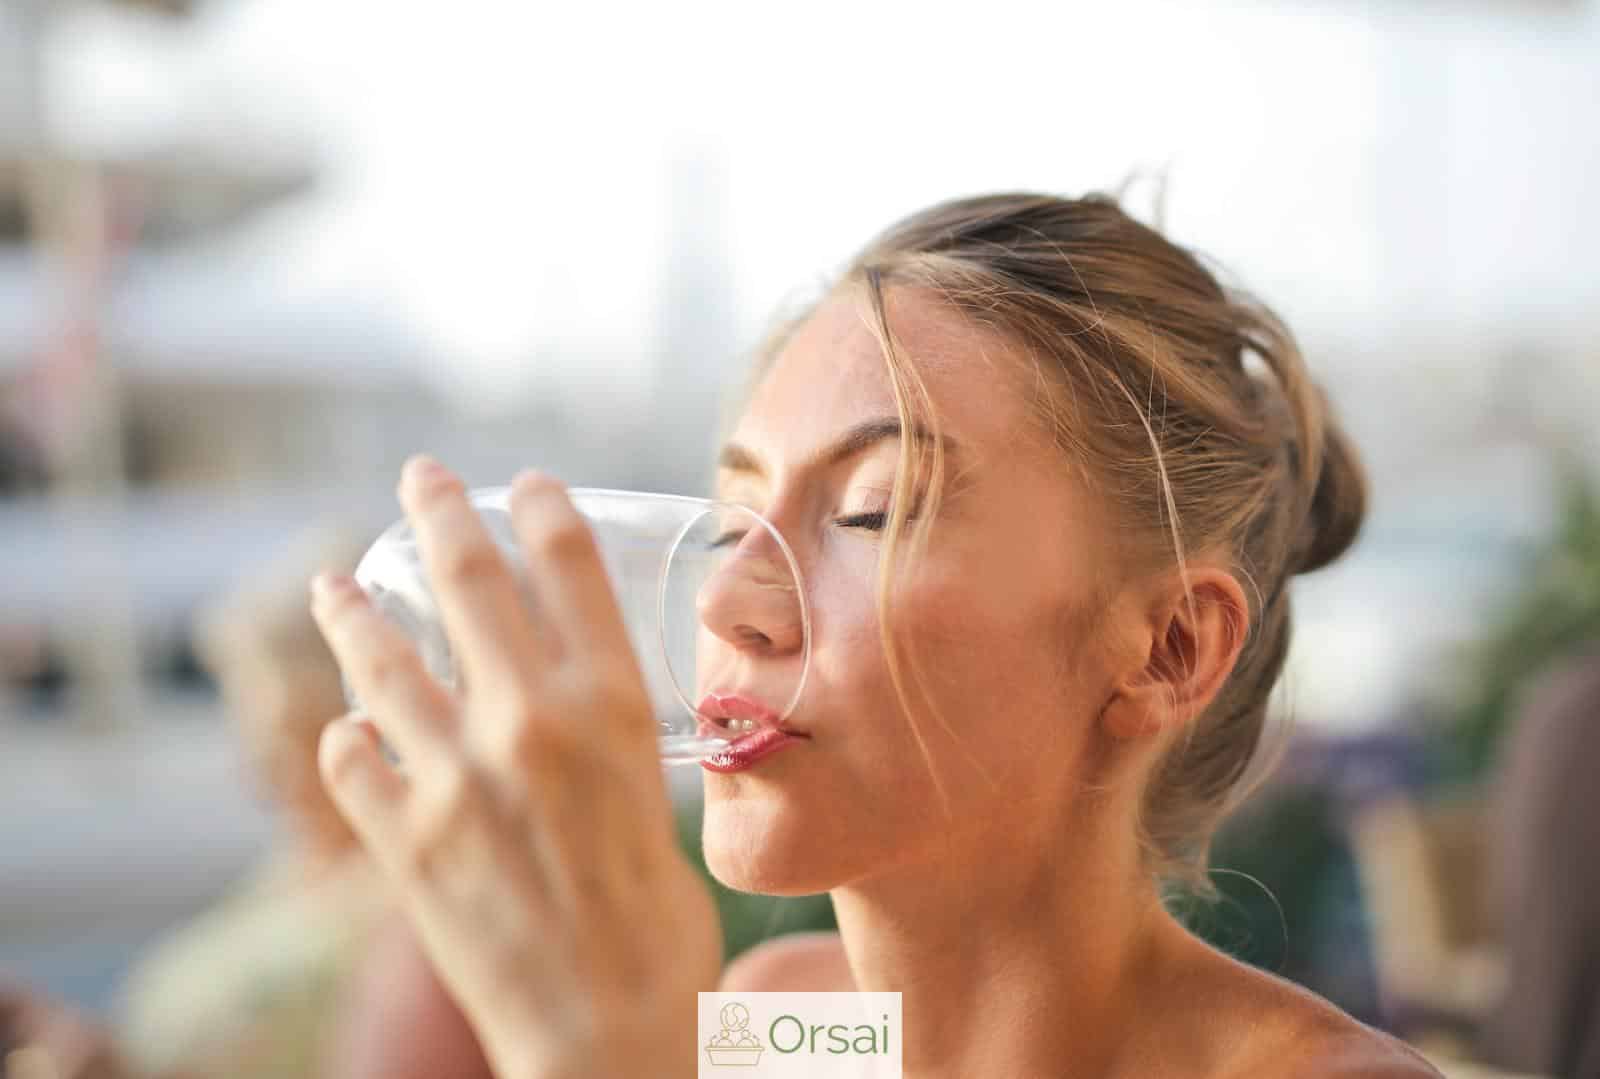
[1222,962,1443,1079]
[1286,1019,1444,1079]
[718,930,856,992]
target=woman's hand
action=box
[310,459,722,1079]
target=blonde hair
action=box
[752,191,1367,892]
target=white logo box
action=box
[698,992,903,1078]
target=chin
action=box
[701,787,904,896]
[700,794,849,896]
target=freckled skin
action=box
[702,287,1441,1078]
[701,288,1119,897]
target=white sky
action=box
[18,0,1598,413]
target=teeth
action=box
[725,718,756,733]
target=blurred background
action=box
[1,1,1597,1077]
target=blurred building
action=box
[0,0,1595,1040]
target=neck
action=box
[830,811,1175,1078]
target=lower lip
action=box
[700,728,805,773]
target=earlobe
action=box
[1100,679,1171,741]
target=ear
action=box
[1101,566,1250,741]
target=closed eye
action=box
[834,511,888,531]
[707,529,750,549]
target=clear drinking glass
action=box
[345,487,811,764]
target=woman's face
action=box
[700,287,1134,894]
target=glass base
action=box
[371,730,725,770]
[659,733,729,765]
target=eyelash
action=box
[706,510,890,549]
[835,511,888,532]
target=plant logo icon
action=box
[704,1000,764,1067]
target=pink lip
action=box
[696,692,807,773]
[695,692,794,734]
[699,727,803,773]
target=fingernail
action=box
[512,469,563,496]
[311,572,357,601]
[403,454,450,487]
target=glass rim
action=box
[463,484,813,732]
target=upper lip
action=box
[696,692,806,739]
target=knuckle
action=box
[360,649,419,695]
[578,663,651,723]
[478,692,590,768]
[401,834,440,882]
[319,729,370,788]
[504,707,584,764]
[438,538,503,586]
[406,763,480,878]
[320,581,369,621]
[596,690,649,737]
[605,663,651,709]
[533,513,595,564]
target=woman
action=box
[309,192,1442,1077]
[115,527,389,1079]
[3,529,398,1079]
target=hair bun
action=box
[1295,419,1367,575]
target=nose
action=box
[695,531,805,657]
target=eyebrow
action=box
[717,416,956,479]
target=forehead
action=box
[734,286,1030,460]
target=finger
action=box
[318,714,409,859]
[508,470,633,668]
[311,572,456,766]
[399,456,547,694]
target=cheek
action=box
[789,531,1092,770]
[886,560,1093,769]
[803,541,890,691]
[807,534,1063,722]
[894,544,1038,666]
